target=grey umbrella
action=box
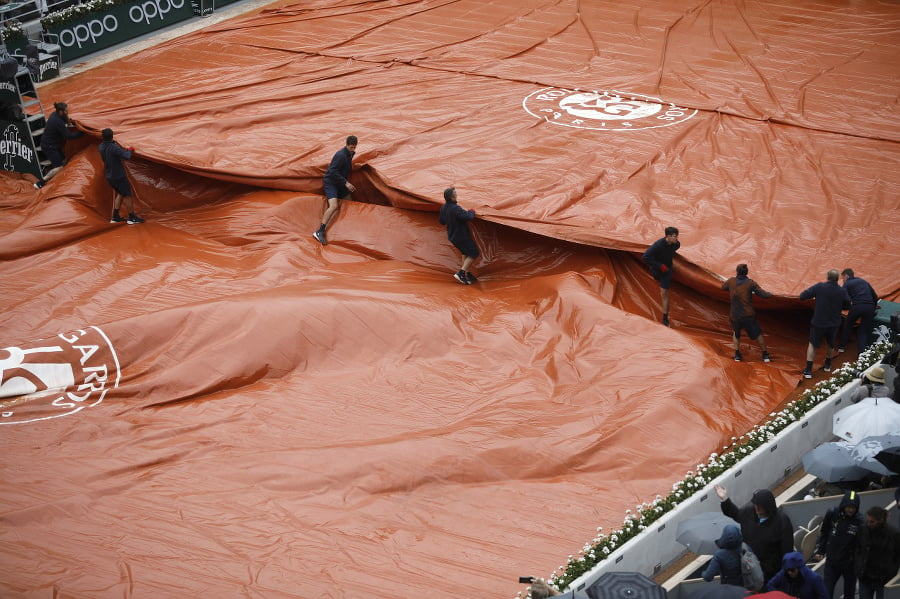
[675,511,737,555]
[801,440,890,482]
[585,571,667,599]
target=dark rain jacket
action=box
[767,551,828,599]
[702,524,744,586]
[721,489,794,582]
[844,276,878,308]
[98,141,133,181]
[856,520,900,587]
[814,491,863,567]
[439,201,475,246]
[798,281,851,328]
[41,111,84,151]
[324,146,353,188]
[641,237,680,278]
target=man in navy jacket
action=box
[839,268,879,354]
[799,269,851,378]
[642,226,680,327]
[439,187,480,285]
[98,128,143,224]
[313,136,357,245]
[35,101,84,189]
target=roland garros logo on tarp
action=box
[523,88,697,131]
[0,327,120,425]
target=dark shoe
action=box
[313,230,327,245]
[33,179,45,189]
[802,368,813,379]
[110,213,126,223]
[823,360,832,373]
[453,270,469,285]
[762,352,772,363]
[126,213,144,224]
[661,315,670,327]
[733,351,743,362]
[465,272,478,283]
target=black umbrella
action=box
[687,582,749,599]
[859,433,900,473]
[585,571,667,599]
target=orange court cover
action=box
[2,0,899,597]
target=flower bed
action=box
[536,343,892,594]
[1,20,26,52]
[40,0,135,29]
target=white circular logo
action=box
[0,327,120,425]
[523,88,697,131]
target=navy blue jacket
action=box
[41,111,83,150]
[324,147,353,187]
[439,201,475,245]
[702,524,744,586]
[844,276,878,307]
[814,491,863,566]
[98,141,133,180]
[767,552,828,598]
[799,281,851,328]
[642,237,680,275]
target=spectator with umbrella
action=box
[716,484,794,585]
[812,491,863,599]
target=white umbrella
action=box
[833,397,900,442]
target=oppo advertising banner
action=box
[46,0,194,61]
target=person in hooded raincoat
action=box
[715,484,794,584]
[813,490,863,599]
[767,551,828,598]
[702,523,744,586]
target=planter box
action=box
[1,36,28,54]
[45,0,193,61]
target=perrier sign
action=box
[1,120,42,179]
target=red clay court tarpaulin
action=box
[1,0,899,597]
